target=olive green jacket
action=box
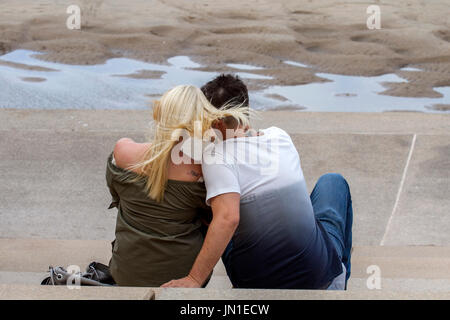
[106,152,211,287]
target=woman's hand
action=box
[160,275,202,288]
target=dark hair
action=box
[201,74,249,109]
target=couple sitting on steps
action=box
[106,74,353,290]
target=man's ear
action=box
[212,119,227,141]
[211,119,221,129]
[212,119,226,131]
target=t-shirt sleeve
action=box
[202,146,240,206]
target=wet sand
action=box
[0,0,449,99]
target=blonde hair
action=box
[129,85,250,202]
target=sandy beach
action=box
[0,0,449,103]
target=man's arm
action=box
[161,192,240,287]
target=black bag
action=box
[41,262,116,286]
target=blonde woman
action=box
[106,85,249,287]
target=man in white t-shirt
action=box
[162,75,353,289]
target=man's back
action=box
[202,127,342,288]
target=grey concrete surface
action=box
[1,238,450,297]
[4,271,450,292]
[0,130,143,240]
[382,135,450,245]
[0,110,448,247]
[350,246,450,279]
[291,133,412,245]
[0,239,111,272]
[1,238,449,281]
[0,283,447,300]
[0,284,154,300]
[1,109,449,134]
[155,288,450,300]
[346,278,450,292]
[0,271,46,285]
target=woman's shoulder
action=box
[113,138,151,173]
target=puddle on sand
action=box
[0,50,270,109]
[227,63,265,70]
[400,67,422,72]
[262,72,450,112]
[0,50,449,112]
[284,61,309,68]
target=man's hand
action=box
[160,275,201,288]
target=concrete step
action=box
[1,283,449,300]
[0,238,111,273]
[1,238,449,293]
[347,278,450,292]
[206,275,450,292]
[0,284,154,300]
[4,271,450,293]
[0,271,47,285]
[155,288,450,300]
[3,238,449,277]
[349,245,450,279]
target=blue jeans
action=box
[310,173,353,287]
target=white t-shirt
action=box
[202,126,345,289]
[202,126,305,205]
